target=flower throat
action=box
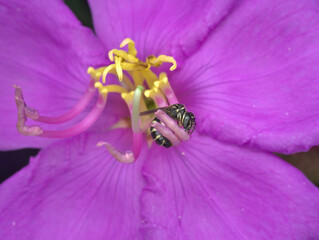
[14,38,194,163]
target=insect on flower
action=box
[13,38,195,163]
[140,104,196,148]
[1,1,319,239]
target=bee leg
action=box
[155,110,190,141]
[151,122,181,146]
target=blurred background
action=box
[1,0,318,187]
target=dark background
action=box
[0,149,39,183]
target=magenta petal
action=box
[171,0,319,154]
[0,0,106,150]
[140,134,319,239]
[0,130,145,239]
[88,0,237,63]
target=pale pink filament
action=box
[97,142,134,163]
[154,96,168,108]
[15,81,96,124]
[163,87,179,105]
[97,132,142,163]
[132,132,143,158]
[41,94,107,138]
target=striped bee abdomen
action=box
[150,117,173,148]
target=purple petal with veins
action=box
[1,0,319,239]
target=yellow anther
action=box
[147,55,177,71]
[146,55,161,67]
[94,82,108,96]
[114,56,123,81]
[120,38,137,57]
[153,80,162,88]
[159,72,168,83]
[121,91,135,103]
[144,88,159,98]
[102,64,115,83]
[144,90,152,98]
[144,87,167,107]
[111,49,139,63]
[108,49,116,62]
[154,73,169,88]
[159,55,177,71]
[102,67,134,90]
[87,67,106,81]
[87,67,95,75]
[94,82,104,91]
[88,39,178,112]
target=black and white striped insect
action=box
[140,104,196,148]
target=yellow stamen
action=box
[154,73,168,88]
[128,71,144,87]
[144,87,167,107]
[87,67,106,81]
[147,55,177,71]
[157,73,178,104]
[121,91,135,112]
[102,64,115,83]
[94,82,108,97]
[120,38,137,57]
[140,69,158,88]
[95,82,128,95]
[109,49,139,63]
[115,56,123,81]
[105,68,134,91]
[121,62,148,71]
[89,38,178,114]
[121,91,135,103]
[144,88,159,98]
[106,85,128,94]
[108,49,116,62]
[84,38,185,158]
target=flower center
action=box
[14,38,194,163]
[88,38,178,109]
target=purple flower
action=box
[1,0,319,239]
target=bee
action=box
[140,104,196,148]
